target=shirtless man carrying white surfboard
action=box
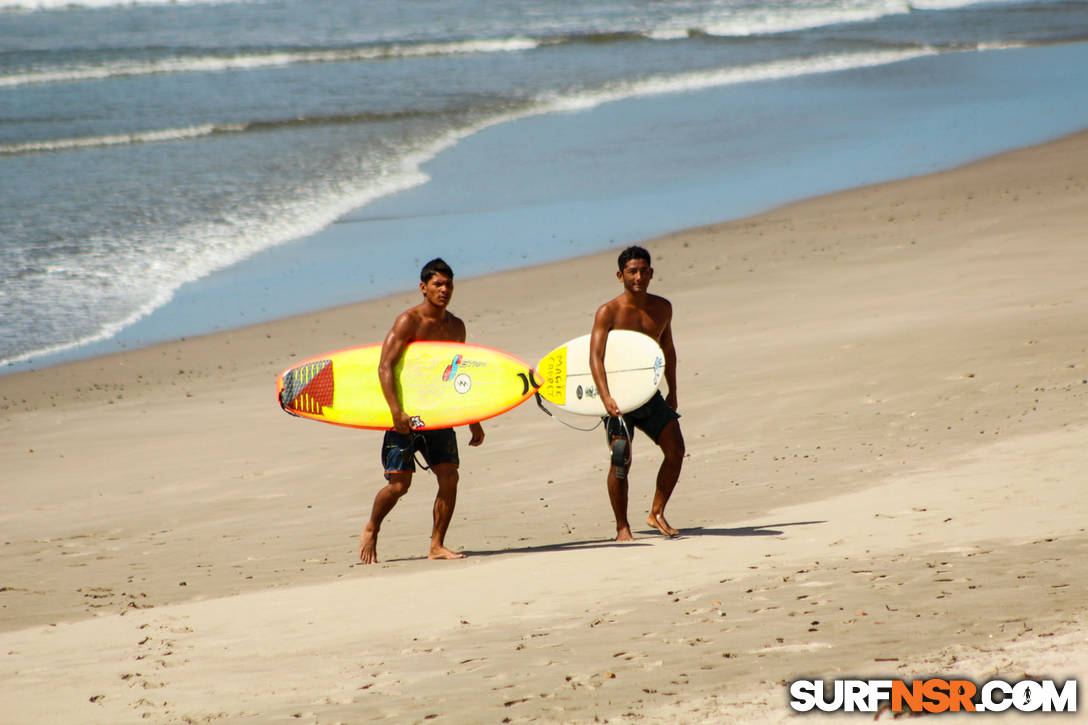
[590,245,685,541]
[358,258,485,564]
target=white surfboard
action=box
[536,330,665,416]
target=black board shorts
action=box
[603,391,680,444]
[382,428,459,478]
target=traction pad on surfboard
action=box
[280,359,334,415]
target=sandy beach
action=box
[3,128,1087,723]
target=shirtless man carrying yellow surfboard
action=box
[358,258,485,564]
[590,246,685,541]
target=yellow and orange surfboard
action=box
[277,341,540,430]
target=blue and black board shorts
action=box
[604,391,680,444]
[382,428,459,478]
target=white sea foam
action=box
[700,5,911,37]
[0,0,238,9]
[0,38,541,88]
[975,40,1029,51]
[0,125,486,368]
[634,0,1013,40]
[644,27,691,41]
[536,47,940,113]
[0,125,230,155]
[908,0,1023,9]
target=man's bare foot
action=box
[615,526,636,543]
[429,545,466,560]
[647,512,680,537]
[359,526,379,564]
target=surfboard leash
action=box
[408,431,432,472]
[533,392,603,432]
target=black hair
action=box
[420,257,454,283]
[617,245,651,270]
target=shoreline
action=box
[5,122,1088,406]
[3,128,1087,722]
[8,41,1088,376]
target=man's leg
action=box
[429,463,465,560]
[604,417,635,542]
[647,419,684,537]
[359,472,412,564]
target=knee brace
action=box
[610,435,630,480]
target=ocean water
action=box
[2,0,1087,370]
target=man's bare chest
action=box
[613,308,665,341]
[414,318,460,342]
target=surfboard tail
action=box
[278,359,334,417]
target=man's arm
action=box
[450,314,468,344]
[660,315,678,411]
[455,314,486,446]
[589,303,621,417]
[378,313,416,434]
